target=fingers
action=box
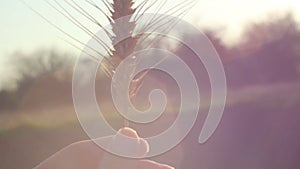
[114,127,149,157]
[117,128,175,169]
[35,127,175,169]
[138,160,175,169]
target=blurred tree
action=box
[223,13,300,88]
[0,49,74,112]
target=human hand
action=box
[34,127,174,169]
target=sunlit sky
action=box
[0,0,300,58]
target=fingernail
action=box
[118,127,138,138]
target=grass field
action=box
[1,82,300,169]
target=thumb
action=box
[110,127,149,158]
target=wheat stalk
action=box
[22,0,197,127]
[101,0,139,127]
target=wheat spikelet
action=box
[100,0,140,103]
[101,0,138,77]
[111,0,138,59]
[104,0,140,127]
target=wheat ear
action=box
[103,0,140,127]
[22,0,197,127]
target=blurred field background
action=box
[1,0,300,169]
